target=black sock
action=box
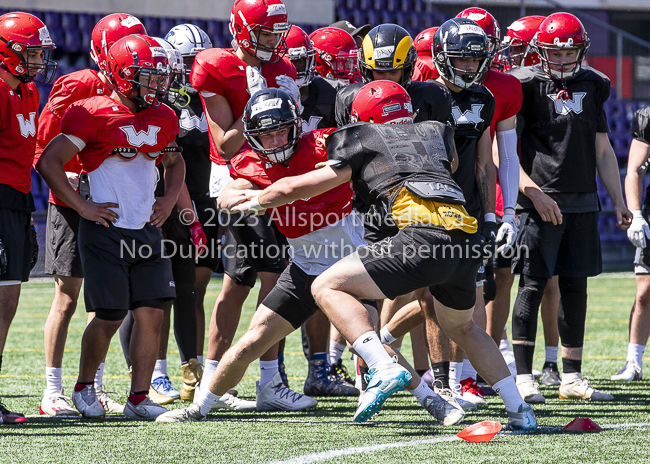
[359,366,369,391]
[513,344,535,375]
[562,358,582,374]
[543,361,558,370]
[173,283,198,364]
[416,369,428,377]
[0,354,3,374]
[431,361,450,390]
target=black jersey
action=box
[445,84,495,219]
[633,106,650,203]
[508,65,610,213]
[300,77,345,133]
[334,80,452,127]
[326,121,459,216]
[172,95,212,198]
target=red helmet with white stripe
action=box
[285,26,315,87]
[503,15,545,67]
[309,27,358,83]
[533,12,590,80]
[455,8,501,57]
[0,11,57,83]
[90,13,147,75]
[229,0,291,63]
[350,80,413,125]
[414,27,438,57]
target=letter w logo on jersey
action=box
[549,92,586,115]
[179,110,208,132]
[119,125,161,147]
[451,104,484,128]
[16,112,37,138]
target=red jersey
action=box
[190,48,297,165]
[0,79,40,193]
[413,57,439,82]
[483,69,523,217]
[35,69,111,206]
[230,128,353,239]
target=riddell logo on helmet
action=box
[267,3,287,16]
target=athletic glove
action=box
[496,208,518,254]
[628,211,650,248]
[30,224,39,271]
[189,221,207,259]
[0,238,7,275]
[275,75,303,115]
[246,66,267,96]
[483,213,498,259]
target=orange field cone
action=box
[457,421,502,443]
[563,418,603,432]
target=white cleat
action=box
[156,403,206,423]
[517,378,546,404]
[97,387,125,413]
[71,385,106,419]
[507,403,538,431]
[124,396,169,420]
[559,376,613,402]
[444,385,477,412]
[425,389,465,426]
[40,389,79,417]
[256,372,318,412]
[532,369,542,380]
[611,361,642,381]
[212,392,257,411]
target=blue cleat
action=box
[507,403,538,431]
[353,360,412,422]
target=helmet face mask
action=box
[165,24,213,95]
[132,67,172,107]
[533,13,589,80]
[310,27,358,84]
[350,80,413,125]
[286,26,315,87]
[359,24,417,88]
[14,46,57,84]
[153,37,187,105]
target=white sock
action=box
[449,361,463,391]
[203,359,219,388]
[545,346,558,364]
[198,390,221,416]
[94,363,105,390]
[379,326,398,345]
[152,359,167,381]
[562,371,582,383]
[45,367,62,396]
[627,343,645,366]
[259,359,279,385]
[461,358,477,381]
[410,378,435,407]
[493,376,524,413]
[516,373,535,384]
[197,355,204,366]
[329,341,346,365]
[352,331,393,369]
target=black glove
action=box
[0,238,7,275]
[483,219,498,260]
[30,224,39,271]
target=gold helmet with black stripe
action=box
[359,24,417,88]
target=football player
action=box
[500,16,545,69]
[412,27,438,82]
[0,10,57,424]
[614,105,650,382]
[310,27,359,86]
[37,35,184,421]
[508,13,631,403]
[36,12,146,418]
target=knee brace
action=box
[558,276,588,348]
[94,309,128,321]
[511,274,547,341]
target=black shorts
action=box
[162,209,195,285]
[262,263,318,329]
[78,219,176,312]
[512,209,602,279]
[193,195,225,273]
[45,203,83,278]
[0,207,32,283]
[360,225,484,310]
[223,212,288,288]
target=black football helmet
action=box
[359,24,417,88]
[243,88,302,164]
[432,18,491,89]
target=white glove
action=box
[246,66,267,96]
[496,209,518,254]
[628,210,650,248]
[275,75,303,115]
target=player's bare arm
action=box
[36,134,119,227]
[203,93,246,161]
[595,132,632,229]
[519,165,563,225]
[625,139,650,211]
[217,178,260,210]
[151,143,186,227]
[475,128,496,215]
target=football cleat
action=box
[460,378,487,405]
[212,392,257,411]
[124,396,169,420]
[0,399,27,424]
[611,361,642,381]
[541,363,562,386]
[353,360,412,422]
[507,403,538,431]
[97,386,125,413]
[257,372,318,411]
[156,403,206,423]
[304,358,359,397]
[425,389,465,426]
[40,389,79,417]
[329,359,355,387]
[151,376,181,400]
[532,369,542,380]
[516,378,546,404]
[440,385,477,412]
[278,361,290,387]
[559,376,613,401]
[180,358,203,402]
[72,385,105,419]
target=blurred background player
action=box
[412,27,438,82]
[0,10,57,424]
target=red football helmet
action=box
[286,26,315,87]
[414,27,438,57]
[229,0,291,64]
[503,15,545,67]
[106,35,171,108]
[0,12,57,83]
[350,80,413,125]
[533,12,590,80]
[455,8,501,57]
[309,27,358,83]
[90,13,147,75]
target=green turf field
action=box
[1,275,649,463]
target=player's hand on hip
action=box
[246,66,267,95]
[627,211,649,246]
[616,204,633,231]
[531,191,563,225]
[150,196,175,227]
[80,200,119,228]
